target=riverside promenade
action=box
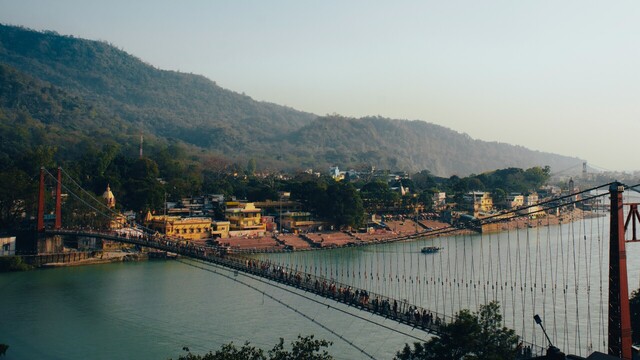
[210,219,452,254]
[208,208,592,254]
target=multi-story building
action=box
[280,211,323,232]
[225,202,266,233]
[432,192,446,209]
[506,194,524,209]
[522,193,540,217]
[463,191,494,216]
[145,213,211,240]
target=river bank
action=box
[0,251,152,272]
[40,251,148,268]
[3,209,598,271]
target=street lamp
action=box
[279,191,290,233]
[279,192,282,233]
[414,194,419,234]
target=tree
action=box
[173,335,333,360]
[121,157,164,212]
[360,180,400,211]
[395,301,519,360]
[325,182,364,229]
[0,168,35,228]
[268,335,333,360]
[523,166,550,189]
[491,188,507,207]
[412,170,437,191]
[475,302,519,360]
[247,158,257,175]
[466,178,485,192]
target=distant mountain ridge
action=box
[0,24,582,176]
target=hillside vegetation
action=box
[0,24,582,175]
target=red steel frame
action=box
[36,167,63,232]
[608,183,632,360]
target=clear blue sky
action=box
[1,0,639,171]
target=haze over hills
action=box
[0,24,583,176]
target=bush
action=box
[173,335,333,360]
[395,301,519,360]
[0,343,8,357]
[0,256,33,272]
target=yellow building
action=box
[464,191,494,217]
[212,221,230,238]
[225,203,266,231]
[143,212,229,240]
[281,211,322,232]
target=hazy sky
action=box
[1,1,639,171]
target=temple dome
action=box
[103,184,116,209]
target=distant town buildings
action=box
[463,191,494,217]
[98,165,568,243]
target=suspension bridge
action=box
[26,167,640,359]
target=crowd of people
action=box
[242,256,445,332]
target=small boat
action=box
[421,246,441,254]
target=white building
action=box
[518,193,540,217]
[506,193,524,209]
[0,237,16,256]
[432,192,446,208]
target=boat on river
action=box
[421,246,442,254]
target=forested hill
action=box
[282,116,581,176]
[0,24,317,152]
[0,24,582,176]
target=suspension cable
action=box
[178,258,430,357]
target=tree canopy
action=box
[394,301,520,360]
[173,335,333,360]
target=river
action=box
[1,214,639,359]
[0,260,422,360]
